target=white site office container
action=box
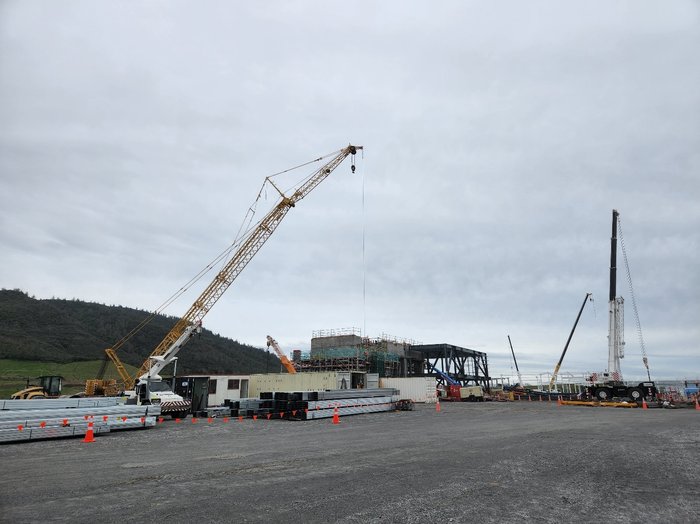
[379,377,437,403]
[248,372,338,398]
[248,371,372,397]
[205,375,250,406]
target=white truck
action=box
[124,326,199,418]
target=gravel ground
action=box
[1,402,698,523]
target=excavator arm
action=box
[123,145,361,389]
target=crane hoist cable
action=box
[618,216,652,381]
[104,149,347,359]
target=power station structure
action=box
[292,328,491,391]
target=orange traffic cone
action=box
[332,407,340,425]
[557,396,562,406]
[694,396,699,411]
[539,395,542,402]
[436,400,441,413]
[642,398,648,410]
[83,421,95,443]
[528,395,532,402]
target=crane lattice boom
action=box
[114,145,361,389]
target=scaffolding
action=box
[302,330,407,377]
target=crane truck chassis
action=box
[585,372,657,402]
[127,379,191,418]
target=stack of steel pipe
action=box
[0,397,122,410]
[0,403,160,443]
[251,388,400,420]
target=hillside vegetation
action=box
[0,289,279,377]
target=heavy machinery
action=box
[11,375,63,400]
[87,145,362,416]
[548,293,593,392]
[266,336,297,374]
[586,210,656,402]
[435,369,484,401]
[507,335,524,388]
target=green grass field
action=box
[0,359,139,398]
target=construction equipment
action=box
[587,210,656,402]
[548,293,593,392]
[507,335,524,388]
[434,370,483,401]
[11,375,63,400]
[266,336,297,374]
[90,145,362,415]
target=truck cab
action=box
[127,378,191,418]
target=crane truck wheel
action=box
[170,411,188,420]
[627,387,643,402]
[594,388,612,401]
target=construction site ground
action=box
[1,402,698,523]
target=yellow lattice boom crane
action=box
[88,145,361,413]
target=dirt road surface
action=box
[1,402,698,523]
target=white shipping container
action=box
[248,372,339,398]
[379,377,437,403]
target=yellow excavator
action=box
[86,145,361,409]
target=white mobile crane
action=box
[587,209,656,402]
[89,145,362,416]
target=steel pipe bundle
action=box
[0,404,160,443]
[0,397,122,411]
[305,395,400,420]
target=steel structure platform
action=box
[411,343,490,391]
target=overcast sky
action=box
[1,1,698,382]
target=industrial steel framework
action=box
[412,343,491,391]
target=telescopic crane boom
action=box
[549,293,592,392]
[507,335,523,387]
[266,336,297,374]
[105,145,362,390]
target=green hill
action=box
[0,289,279,376]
